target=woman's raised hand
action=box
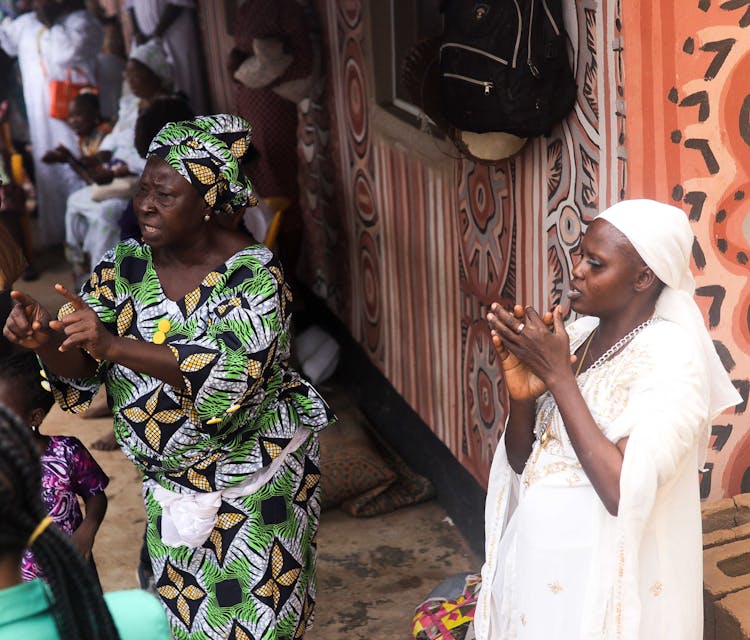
[487,303,575,401]
[488,304,550,400]
[3,290,55,349]
[49,284,114,360]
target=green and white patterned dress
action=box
[46,239,334,640]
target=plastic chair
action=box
[262,196,292,249]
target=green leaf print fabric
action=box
[44,239,334,639]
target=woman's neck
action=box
[595,304,656,348]
[154,226,246,269]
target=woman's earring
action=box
[203,212,211,222]
[29,423,38,433]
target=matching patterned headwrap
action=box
[147,114,258,216]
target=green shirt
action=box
[0,579,171,639]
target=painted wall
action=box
[622,0,750,499]
[292,0,626,487]
[198,0,749,499]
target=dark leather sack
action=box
[439,0,577,136]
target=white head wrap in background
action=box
[597,199,741,424]
[128,38,174,90]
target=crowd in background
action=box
[0,2,331,639]
[0,0,318,287]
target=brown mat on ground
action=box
[319,412,435,517]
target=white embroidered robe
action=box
[475,317,709,640]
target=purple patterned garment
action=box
[21,435,109,581]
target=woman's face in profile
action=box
[133,156,207,251]
[568,219,639,318]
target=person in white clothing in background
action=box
[125,0,206,114]
[0,0,102,249]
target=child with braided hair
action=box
[0,401,171,639]
[0,350,108,581]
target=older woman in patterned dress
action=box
[3,114,333,640]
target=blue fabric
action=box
[423,572,475,601]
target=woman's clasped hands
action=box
[486,303,576,400]
[4,284,114,360]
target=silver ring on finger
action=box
[515,322,525,334]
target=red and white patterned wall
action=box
[623,0,749,500]
[300,0,629,487]
[197,0,748,498]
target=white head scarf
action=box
[597,199,740,420]
[129,39,174,90]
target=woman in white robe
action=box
[64,39,174,287]
[476,200,741,639]
[125,0,206,114]
[0,2,102,248]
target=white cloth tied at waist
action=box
[153,428,310,548]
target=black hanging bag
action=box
[439,0,577,137]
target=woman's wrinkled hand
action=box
[3,290,55,349]
[50,284,114,360]
[487,303,575,400]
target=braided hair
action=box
[0,351,55,416]
[0,405,121,640]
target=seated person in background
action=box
[63,39,175,288]
[0,351,109,584]
[41,91,112,183]
[0,404,172,639]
